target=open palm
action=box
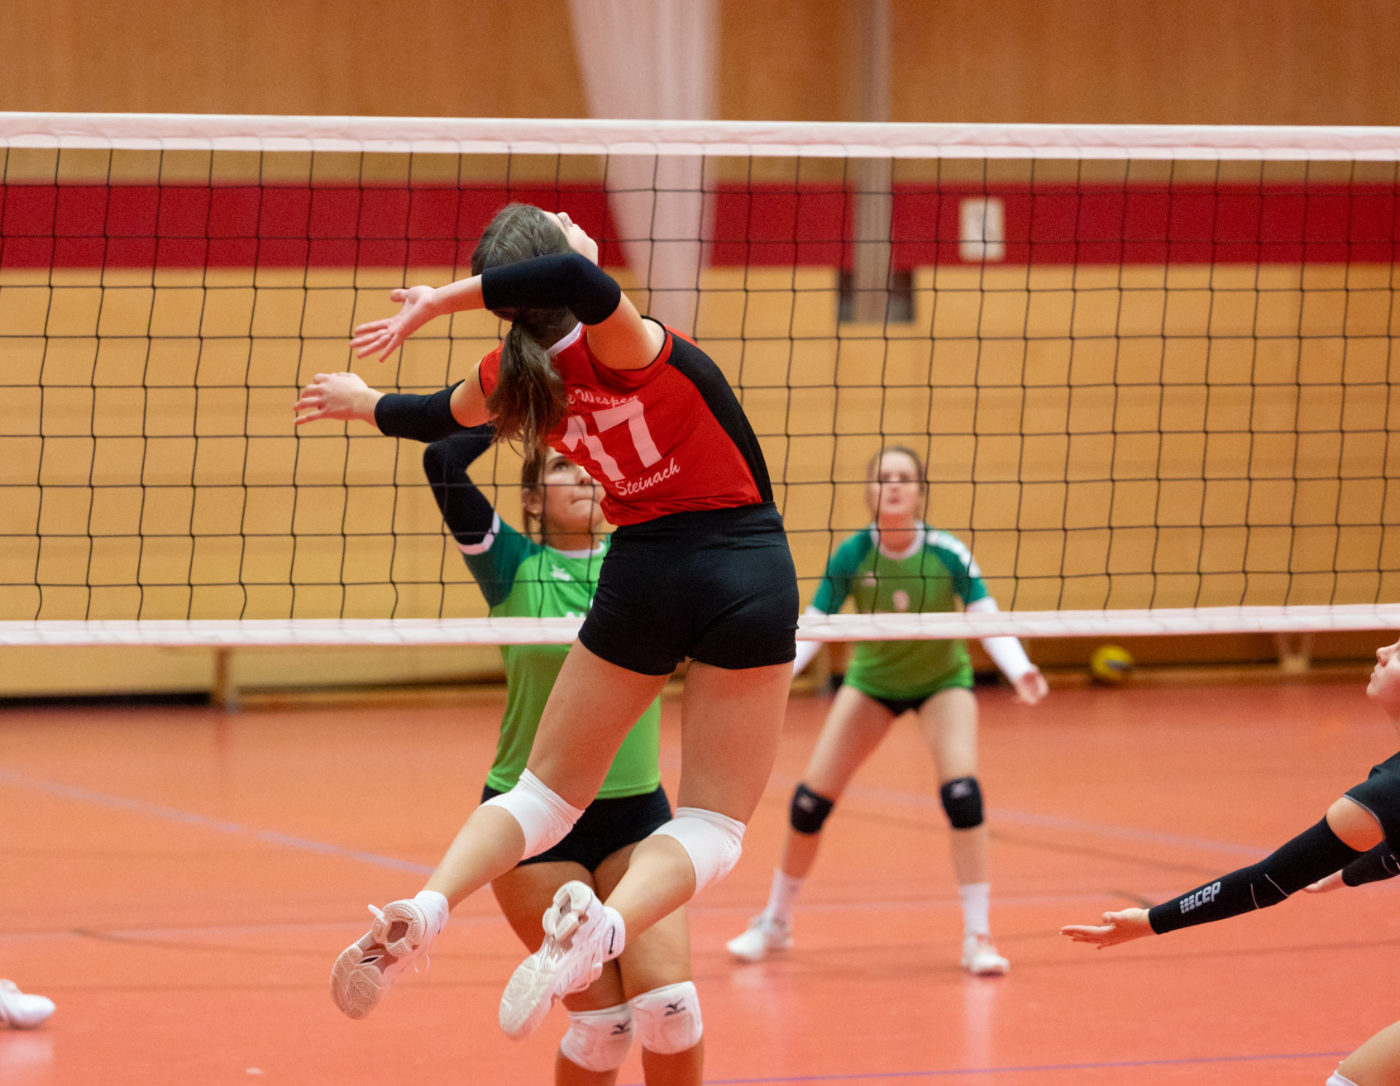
[351,285,438,362]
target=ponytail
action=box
[471,202,577,455]
[487,320,568,455]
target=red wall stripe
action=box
[1,181,1396,269]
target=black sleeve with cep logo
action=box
[1147,819,1361,935]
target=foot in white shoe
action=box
[0,980,55,1029]
[330,891,449,1019]
[726,913,792,962]
[499,880,625,1040]
[961,933,1009,976]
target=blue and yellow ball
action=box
[1089,644,1135,685]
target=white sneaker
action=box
[726,913,793,962]
[961,933,1009,976]
[499,881,625,1040]
[0,980,55,1029]
[330,892,449,1019]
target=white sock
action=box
[414,889,450,935]
[959,882,991,937]
[1327,1074,1358,1086]
[765,868,804,921]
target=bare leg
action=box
[604,659,793,936]
[424,643,667,908]
[915,687,983,885]
[594,847,702,1086]
[1339,1020,1400,1085]
[779,684,895,879]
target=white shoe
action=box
[961,933,1009,976]
[330,893,449,1019]
[499,881,625,1040]
[726,913,793,962]
[0,980,55,1029]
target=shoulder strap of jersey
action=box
[924,528,989,604]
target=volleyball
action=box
[1089,645,1135,685]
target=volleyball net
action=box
[3,113,1400,648]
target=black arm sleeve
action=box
[1342,842,1400,887]
[1147,819,1362,935]
[374,382,466,443]
[422,427,496,549]
[480,253,622,325]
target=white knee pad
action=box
[480,770,585,858]
[632,981,703,1054]
[559,1002,633,1072]
[649,807,746,894]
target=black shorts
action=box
[481,783,673,873]
[580,501,799,675]
[870,694,931,716]
[1347,749,1400,847]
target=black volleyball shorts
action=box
[481,783,673,873]
[579,501,800,676]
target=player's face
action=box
[866,452,924,525]
[543,210,600,265]
[540,453,604,534]
[1368,638,1400,718]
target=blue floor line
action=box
[626,1050,1348,1084]
[0,766,434,875]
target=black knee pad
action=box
[789,783,835,835]
[940,777,983,829]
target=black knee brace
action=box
[789,783,835,835]
[940,777,984,829]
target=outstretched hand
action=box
[1013,667,1050,705]
[294,371,381,427]
[1060,907,1153,948]
[351,285,439,363]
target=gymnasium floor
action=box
[2,679,1398,1085]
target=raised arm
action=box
[422,428,535,610]
[293,368,488,433]
[351,210,664,372]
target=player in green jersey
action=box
[728,446,1049,975]
[301,366,702,1083]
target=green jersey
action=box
[464,513,662,799]
[811,524,989,700]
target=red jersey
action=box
[478,322,771,526]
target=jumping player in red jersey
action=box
[1062,637,1400,1086]
[297,204,799,1040]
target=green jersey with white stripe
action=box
[811,525,990,700]
[465,515,661,799]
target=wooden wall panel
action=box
[888,0,1400,126]
[2,0,1395,125]
[0,0,587,117]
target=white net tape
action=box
[2,605,1396,649]
[2,113,1400,160]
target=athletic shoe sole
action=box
[499,882,616,1040]
[330,899,435,1019]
